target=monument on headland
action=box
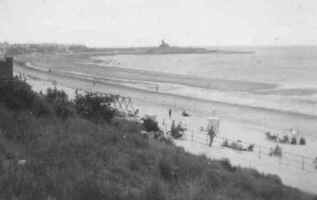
[143,40,254,55]
[159,40,170,48]
[145,40,216,54]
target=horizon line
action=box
[1,41,317,49]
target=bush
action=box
[31,97,54,117]
[170,120,185,139]
[142,116,160,132]
[0,78,53,117]
[220,159,236,172]
[74,92,116,122]
[0,78,36,111]
[45,88,74,119]
[45,87,68,103]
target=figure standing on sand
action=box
[208,126,216,147]
[168,108,172,119]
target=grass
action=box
[0,78,315,200]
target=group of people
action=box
[265,128,306,145]
[167,108,219,148]
[222,139,255,152]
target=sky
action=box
[0,0,317,47]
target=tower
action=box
[0,57,13,80]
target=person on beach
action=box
[168,109,172,119]
[182,110,190,117]
[134,109,139,116]
[208,126,216,147]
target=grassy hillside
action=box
[0,78,315,200]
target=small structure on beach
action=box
[0,57,13,80]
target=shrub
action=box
[45,88,74,119]
[45,88,68,103]
[170,120,185,139]
[0,78,36,111]
[31,97,53,117]
[74,92,116,122]
[0,78,53,117]
[220,159,236,172]
[142,116,160,132]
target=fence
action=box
[180,129,317,173]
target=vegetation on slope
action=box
[0,78,315,200]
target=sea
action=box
[93,46,317,117]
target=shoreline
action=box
[16,61,317,121]
[13,60,317,193]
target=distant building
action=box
[159,40,170,48]
[0,57,13,80]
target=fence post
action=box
[165,122,168,136]
[162,118,166,136]
[191,130,194,142]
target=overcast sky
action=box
[1,0,317,47]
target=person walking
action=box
[168,108,172,119]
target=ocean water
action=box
[93,46,317,116]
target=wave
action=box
[117,80,317,117]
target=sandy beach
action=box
[13,58,317,194]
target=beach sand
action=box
[14,62,317,194]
